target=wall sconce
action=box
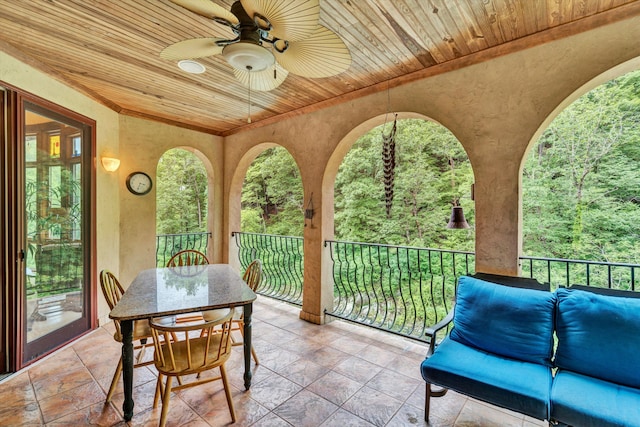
[101,156,120,172]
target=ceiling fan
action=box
[161,0,352,91]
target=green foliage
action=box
[335,119,475,250]
[156,149,208,234]
[522,69,640,262]
[241,208,265,233]
[240,147,304,235]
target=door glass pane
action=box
[25,110,85,343]
[25,135,37,162]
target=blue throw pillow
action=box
[450,276,556,366]
[555,287,640,388]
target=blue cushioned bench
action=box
[420,274,640,427]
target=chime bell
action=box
[446,206,470,229]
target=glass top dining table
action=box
[109,264,257,421]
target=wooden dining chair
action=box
[150,310,236,427]
[202,259,262,364]
[166,249,209,267]
[99,270,156,402]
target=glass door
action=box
[21,100,93,364]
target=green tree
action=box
[522,69,640,262]
[156,148,208,234]
[335,118,475,250]
[240,147,304,235]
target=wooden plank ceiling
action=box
[0,0,638,136]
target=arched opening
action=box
[155,148,211,266]
[230,145,305,305]
[240,147,304,236]
[522,69,640,288]
[325,116,474,339]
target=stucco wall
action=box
[117,116,223,289]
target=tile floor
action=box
[0,298,548,426]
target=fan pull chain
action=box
[247,66,252,124]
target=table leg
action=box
[243,303,253,390]
[121,319,134,421]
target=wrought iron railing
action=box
[160,231,640,342]
[325,240,474,342]
[156,232,211,267]
[325,244,640,342]
[232,231,304,305]
[520,255,640,291]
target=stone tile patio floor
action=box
[0,297,547,426]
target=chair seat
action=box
[113,319,151,342]
[155,334,232,375]
[421,337,552,421]
[551,370,640,427]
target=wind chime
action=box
[382,113,398,218]
[446,156,470,229]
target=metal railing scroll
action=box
[325,240,474,342]
[232,231,304,305]
[156,232,211,267]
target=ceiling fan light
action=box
[222,42,274,71]
[234,63,288,91]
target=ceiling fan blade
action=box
[240,0,320,42]
[233,64,288,91]
[274,26,351,78]
[168,0,238,23]
[160,38,224,60]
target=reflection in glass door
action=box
[22,103,91,363]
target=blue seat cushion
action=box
[551,370,640,427]
[421,337,552,420]
[449,276,556,366]
[555,288,640,388]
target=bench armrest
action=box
[424,310,454,356]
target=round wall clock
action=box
[126,171,153,196]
